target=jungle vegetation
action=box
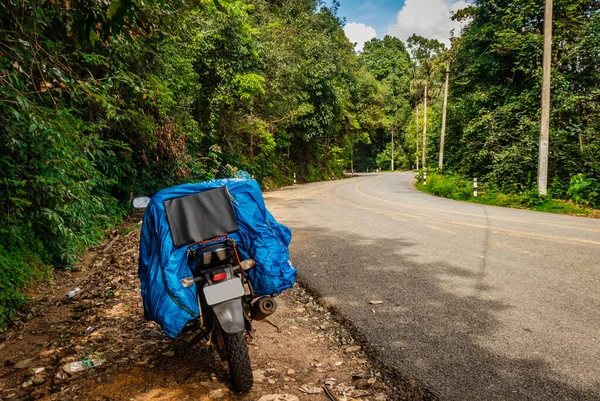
[0,0,598,325]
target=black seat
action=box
[164,187,239,248]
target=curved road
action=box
[264,172,600,401]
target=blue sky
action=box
[331,0,402,38]
[328,0,471,51]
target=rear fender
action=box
[211,298,245,334]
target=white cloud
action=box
[344,22,377,52]
[386,0,471,47]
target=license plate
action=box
[203,277,245,306]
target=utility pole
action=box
[439,59,450,169]
[537,0,553,196]
[422,83,428,169]
[351,145,354,175]
[391,126,395,171]
[416,107,419,170]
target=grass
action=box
[415,172,597,217]
[119,221,142,237]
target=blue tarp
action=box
[138,179,296,338]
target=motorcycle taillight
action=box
[213,272,227,282]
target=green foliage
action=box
[362,36,412,81]
[406,35,445,65]
[0,243,51,328]
[417,172,473,201]
[518,188,549,208]
[568,174,600,208]
[446,0,600,195]
[0,0,390,325]
[357,36,413,170]
[416,172,592,215]
[407,1,599,211]
[375,142,410,171]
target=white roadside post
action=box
[331,171,335,180]
[424,171,427,186]
[474,177,478,198]
[293,172,297,185]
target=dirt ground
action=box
[0,222,391,401]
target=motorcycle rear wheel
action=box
[223,330,253,392]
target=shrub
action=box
[518,188,549,208]
[568,174,600,208]
[419,172,473,201]
[0,243,51,328]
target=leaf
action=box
[89,27,98,44]
[213,0,227,13]
[107,1,122,18]
[10,108,21,120]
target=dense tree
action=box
[361,36,412,81]
[0,0,216,324]
[0,0,380,324]
[446,0,600,196]
[357,36,412,170]
[406,34,446,168]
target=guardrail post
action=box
[474,177,478,197]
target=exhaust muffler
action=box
[251,296,278,320]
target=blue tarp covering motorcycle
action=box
[135,178,296,391]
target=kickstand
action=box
[190,330,209,346]
[263,319,281,333]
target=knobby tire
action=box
[223,330,253,392]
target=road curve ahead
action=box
[264,172,600,401]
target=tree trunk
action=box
[439,59,450,169]
[537,0,553,195]
[422,84,428,169]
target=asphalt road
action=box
[264,172,600,401]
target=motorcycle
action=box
[133,186,279,392]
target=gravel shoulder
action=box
[0,221,391,401]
